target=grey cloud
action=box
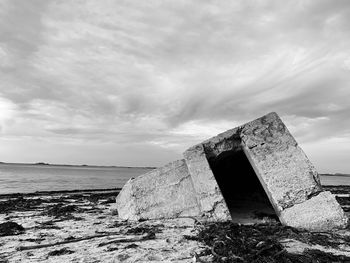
[0,0,49,66]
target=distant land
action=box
[321,173,350,177]
[0,161,156,169]
[0,161,349,176]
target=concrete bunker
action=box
[116,112,348,231]
[207,148,277,223]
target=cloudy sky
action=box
[0,0,349,172]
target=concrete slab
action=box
[280,191,348,231]
[116,159,200,220]
[240,112,321,212]
[183,144,231,220]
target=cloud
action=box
[0,0,350,170]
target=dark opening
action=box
[208,149,278,223]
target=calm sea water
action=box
[0,163,349,194]
[0,163,153,194]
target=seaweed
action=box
[100,197,116,205]
[47,247,74,256]
[86,192,119,203]
[125,224,163,235]
[0,197,44,214]
[43,203,81,218]
[0,222,25,237]
[323,186,350,195]
[195,221,350,263]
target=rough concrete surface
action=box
[116,159,200,220]
[183,144,231,221]
[280,191,348,231]
[240,112,321,212]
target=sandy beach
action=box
[0,186,349,263]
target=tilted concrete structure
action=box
[116,112,348,230]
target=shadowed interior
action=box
[208,149,278,223]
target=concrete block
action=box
[183,144,231,220]
[115,159,200,220]
[280,191,348,231]
[240,112,321,212]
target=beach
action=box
[0,188,201,263]
[0,185,349,262]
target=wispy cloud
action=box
[0,0,350,171]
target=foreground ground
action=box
[0,186,349,262]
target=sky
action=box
[0,0,349,172]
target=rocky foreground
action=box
[0,186,349,263]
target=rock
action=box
[280,191,348,231]
[116,112,347,230]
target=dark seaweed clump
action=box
[324,185,350,213]
[193,221,350,263]
[124,224,163,236]
[43,204,81,218]
[48,247,74,256]
[0,197,44,214]
[0,222,25,237]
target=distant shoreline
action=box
[321,173,350,177]
[0,176,348,198]
[0,162,348,175]
[0,187,121,198]
[0,161,157,170]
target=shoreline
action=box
[0,162,157,170]
[1,184,349,197]
[0,188,121,199]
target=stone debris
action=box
[116,112,348,230]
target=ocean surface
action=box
[0,163,349,194]
[0,163,153,194]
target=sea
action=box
[0,163,349,195]
[0,163,153,194]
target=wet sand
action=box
[0,186,349,262]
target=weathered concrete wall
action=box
[183,145,231,220]
[239,112,321,212]
[116,159,200,220]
